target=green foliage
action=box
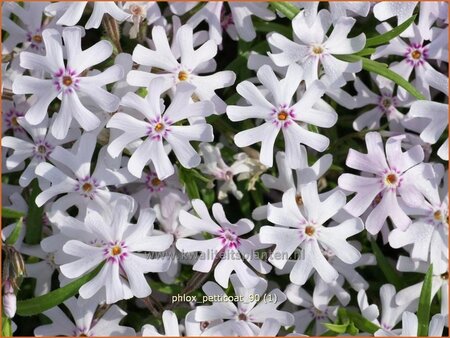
[371,239,406,289]
[2,315,12,337]
[269,2,300,20]
[16,264,104,316]
[417,265,434,336]
[24,180,43,245]
[365,15,417,47]
[5,217,23,245]
[1,208,25,219]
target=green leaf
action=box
[5,217,23,245]
[178,166,200,199]
[370,239,406,289]
[149,281,182,295]
[269,2,300,20]
[365,15,417,47]
[417,264,433,336]
[1,207,26,219]
[355,48,376,57]
[253,20,292,37]
[16,263,103,316]
[346,310,381,334]
[25,180,44,245]
[2,315,12,337]
[336,54,426,100]
[323,323,348,334]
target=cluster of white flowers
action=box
[1,1,448,337]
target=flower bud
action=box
[3,280,17,318]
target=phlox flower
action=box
[34,131,135,214]
[129,164,188,212]
[338,132,427,234]
[107,78,214,180]
[285,283,338,336]
[127,24,235,114]
[372,23,448,100]
[13,27,123,139]
[198,143,256,201]
[45,1,128,29]
[2,95,29,135]
[252,149,333,220]
[121,2,162,39]
[357,284,416,332]
[2,2,53,55]
[260,183,364,285]
[193,274,293,335]
[227,64,335,168]
[395,256,448,318]
[141,310,180,336]
[268,9,365,85]
[375,311,446,336]
[407,69,448,160]
[59,197,173,304]
[2,116,79,187]
[34,297,135,336]
[352,76,410,132]
[289,2,370,25]
[176,199,272,289]
[154,199,197,284]
[389,164,448,271]
[180,1,276,44]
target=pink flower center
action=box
[104,240,128,263]
[271,104,294,128]
[54,68,80,94]
[76,176,99,199]
[219,229,240,249]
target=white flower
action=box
[34,297,136,336]
[2,2,53,54]
[389,164,448,271]
[2,95,29,136]
[59,197,173,304]
[357,284,416,332]
[285,283,338,336]
[252,150,333,220]
[13,27,123,139]
[198,143,255,201]
[34,131,135,214]
[395,256,448,318]
[338,132,427,234]
[182,2,276,44]
[268,9,365,85]
[375,311,446,336]
[45,1,129,29]
[372,24,448,100]
[407,72,448,160]
[107,78,214,180]
[127,25,235,114]
[289,2,370,25]
[2,280,16,319]
[260,184,364,285]
[2,116,79,187]
[154,200,196,284]
[141,310,180,336]
[176,199,271,289]
[193,274,293,335]
[121,2,161,39]
[18,244,58,296]
[227,64,335,168]
[129,164,188,212]
[352,75,410,132]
